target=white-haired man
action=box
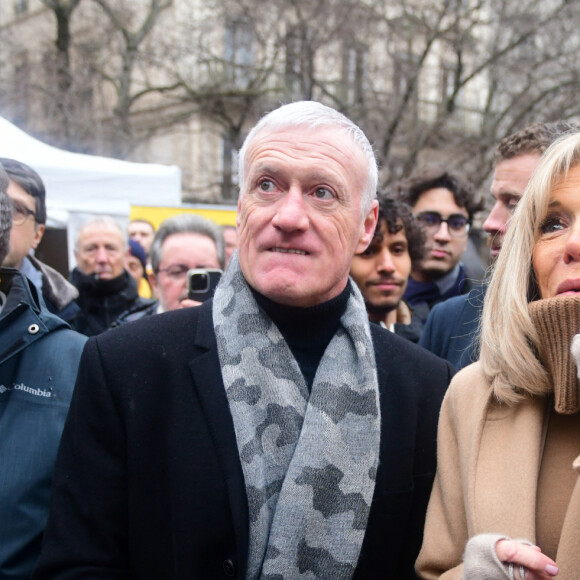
[69,217,152,336]
[35,102,453,580]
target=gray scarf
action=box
[213,255,380,579]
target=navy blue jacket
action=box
[403,264,473,328]
[419,284,486,371]
[35,300,453,579]
[0,269,87,579]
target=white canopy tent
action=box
[0,116,182,228]
[0,116,182,269]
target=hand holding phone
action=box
[187,269,223,302]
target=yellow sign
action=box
[130,204,237,229]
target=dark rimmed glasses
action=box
[10,199,37,226]
[156,264,190,280]
[415,211,471,238]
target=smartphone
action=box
[187,268,223,302]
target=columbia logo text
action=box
[0,383,52,397]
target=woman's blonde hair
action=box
[480,131,580,404]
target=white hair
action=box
[75,217,127,251]
[237,101,378,215]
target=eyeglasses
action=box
[415,211,471,238]
[10,199,37,226]
[157,264,190,280]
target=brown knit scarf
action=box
[529,295,580,414]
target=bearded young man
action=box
[350,195,426,342]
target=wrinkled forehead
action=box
[245,125,366,177]
[492,154,541,196]
[79,222,125,245]
[256,119,360,151]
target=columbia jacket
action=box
[0,268,87,579]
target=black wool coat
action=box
[34,299,453,580]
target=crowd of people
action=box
[1,100,579,579]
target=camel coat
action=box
[416,362,580,579]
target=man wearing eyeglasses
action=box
[419,121,580,370]
[0,158,80,323]
[0,162,87,579]
[396,165,484,327]
[116,213,224,323]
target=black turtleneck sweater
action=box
[251,283,352,390]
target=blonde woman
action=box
[417,131,580,579]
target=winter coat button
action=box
[222,559,236,577]
[28,324,40,335]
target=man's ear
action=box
[31,224,45,250]
[149,272,160,300]
[355,201,378,254]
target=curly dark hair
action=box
[371,195,425,266]
[494,120,580,165]
[395,164,484,221]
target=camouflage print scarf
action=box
[213,255,380,580]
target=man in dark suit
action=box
[35,101,453,580]
[420,121,580,371]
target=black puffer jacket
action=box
[69,268,153,337]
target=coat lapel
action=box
[471,394,547,540]
[187,301,249,577]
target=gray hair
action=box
[75,217,127,251]
[0,163,12,265]
[150,213,224,272]
[237,101,378,216]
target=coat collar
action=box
[0,269,68,364]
